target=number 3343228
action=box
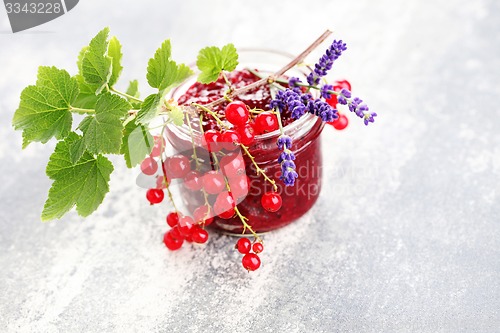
[5,2,62,14]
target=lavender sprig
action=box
[334,90,377,125]
[276,135,297,186]
[307,40,347,86]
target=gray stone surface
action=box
[1,0,499,332]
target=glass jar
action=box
[165,50,325,234]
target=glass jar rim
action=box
[165,48,319,142]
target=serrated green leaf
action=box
[136,93,161,124]
[81,27,112,94]
[78,93,131,154]
[196,44,239,84]
[73,74,100,109]
[220,43,238,72]
[126,80,140,98]
[42,133,114,221]
[120,120,154,168]
[68,136,86,164]
[168,104,185,126]
[125,80,141,108]
[107,36,123,87]
[12,66,78,147]
[77,46,89,73]
[175,63,194,85]
[147,40,172,89]
[196,46,222,84]
[147,40,193,90]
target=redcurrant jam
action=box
[167,68,324,234]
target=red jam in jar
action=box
[166,63,324,234]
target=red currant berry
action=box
[163,231,183,251]
[216,191,235,210]
[202,171,225,194]
[203,129,223,152]
[169,226,184,241]
[225,101,249,126]
[261,192,282,212]
[213,202,235,219]
[191,226,209,244]
[140,157,158,176]
[221,130,241,151]
[156,176,167,189]
[178,216,194,236]
[166,212,179,227]
[242,253,261,271]
[193,205,214,226]
[228,175,250,199]
[184,233,193,243]
[146,188,164,205]
[236,123,255,146]
[252,242,264,254]
[329,113,349,130]
[151,135,165,157]
[235,237,251,254]
[184,170,203,191]
[220,152,246,178]
[254,112,279,134]
[165,155,191,179]
[325,84,344,108]
[335,79,351,91]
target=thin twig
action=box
[204,29,333,109]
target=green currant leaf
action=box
[73,74,100,109]
[125,80,141,108]
[12,66,79,148]
[81,27,112,94]
[68,136,86,164]
[42,133,114,221]
[136,93,161,125]
[107,36,123,87]
[78,93,131,154]
[147,40,193,90]
[196,43,239,83]
[220,43,238,72]
[146,40,172,89]
[120,120,154,168]
[165,102,185,126]
[126,80,140,98]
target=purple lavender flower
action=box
[269,88,307,119]
[276,135,297,186]
[343,96,377,125]
[320,84,333,99]
[277,135,292,150]
[307,40,347,86]
[288,77,302,87]
[363,111,377,125]
[337,88,351,105]
[307,99,338,122]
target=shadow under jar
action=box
[165,49,325,234]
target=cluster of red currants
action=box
[235,237,264,271]
[140,101,286,270]
[163,211,210,250]
[326,79,351,130]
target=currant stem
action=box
[110,87,144,103]
[192,103,229,130]
[240,144,278,192]
[234,206,262,242]
[205,29,333,109]
[221,72,233,93]
[185,113,201,169]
